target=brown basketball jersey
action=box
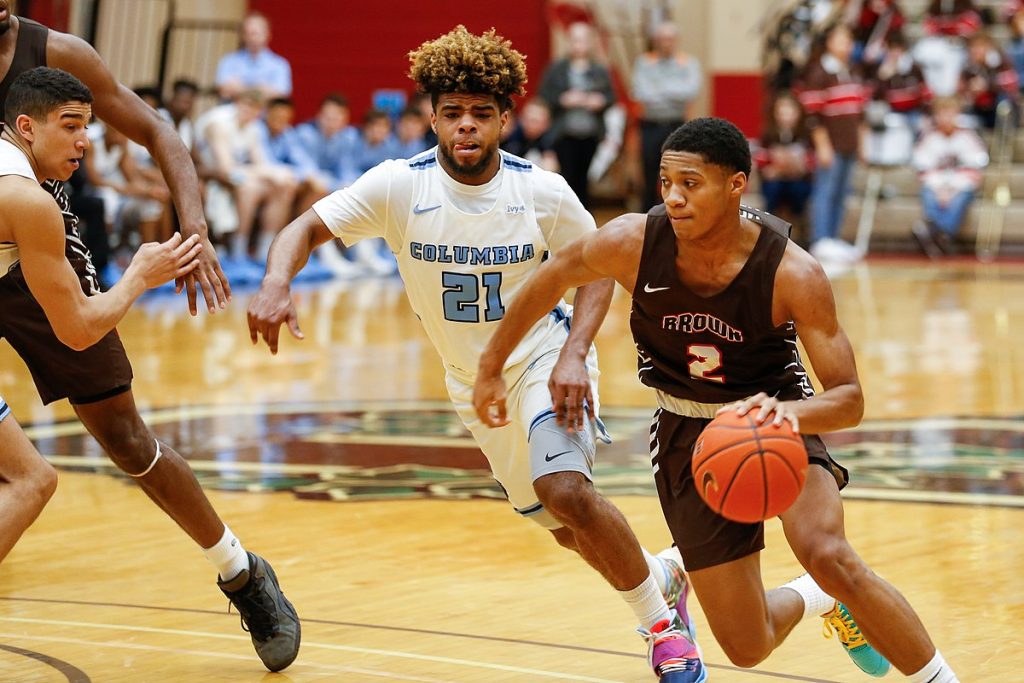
[630,204,814,405]
[0,17,99,294]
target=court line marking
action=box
[0,642,92,683]
[40,453,1024,509]
[0,632,446,682]
[0,600,840,683]
[0,617,625,683]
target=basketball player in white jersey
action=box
[0,67,202,565]
[248,26,704,681]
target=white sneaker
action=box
[317,246,365,280]
[832,239,864,262]
[353,240,397,276]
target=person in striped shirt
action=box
[798,23,869,265]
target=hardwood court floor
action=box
[1,259,1022,681]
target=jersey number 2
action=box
[687,344,725,384]
[442,272,505,322]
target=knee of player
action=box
[804,541,870,597]
[533,472,597,525]
[20,460,58,509]
[718,633,773,668]
[99,425,157,471]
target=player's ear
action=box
[14,114,36,142]
[729,171,747,197]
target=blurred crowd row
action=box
[760,0,1020,263]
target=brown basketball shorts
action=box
[0,262,133,406]
[651,409,850,572]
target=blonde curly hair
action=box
[408,25,527,111]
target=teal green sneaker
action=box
[822,602,891,677]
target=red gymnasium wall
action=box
[250,1,550,123]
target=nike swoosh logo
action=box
[412,203,442,214]
[644,283,670,293]
[544,450,573,462]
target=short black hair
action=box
[267,97,294,109]
[662,117,751,176]
[321,93,349,109]
[362,108,390,125]
[133,85,162,107]
[4,67,93,125]
[172,79,199,95]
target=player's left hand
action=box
[473,371,510,428]
[175,222,231,316]
[718,392,800,433]
[548,354,594,433]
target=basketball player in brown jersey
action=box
[475,118,959,683]
[0,67,203,568]
[0,8,299,672]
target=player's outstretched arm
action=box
[474,216,637,427]
[246,209,335,355]
[46,30,229,316]
[762,246,864,434]
[14,185,201,351]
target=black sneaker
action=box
[218,552,300,672]
[911,220,942,259]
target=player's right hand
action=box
[127,233,202,289]
[473,371,509,428]
[247,279,304,355]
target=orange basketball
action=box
[692,410,808,523]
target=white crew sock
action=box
[642,548,669,596]
[781,573,836,621]
[620,574,674,631]
[202,525,249,581]
[907,650,958,683]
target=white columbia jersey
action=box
[0,140,35,278]
[313,148,598,381]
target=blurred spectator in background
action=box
[864,32,930,165]
[631,20,702,210]
[133,85,162,111]
[851,0,907,66]
[755,92,815,233]
[164,79,199,152]
[295,93,360,191]
[798,23,868,264]
[538,21,615,208]
[216,12,292,101]
[959,32,1019,128]
[923,0,982,37]
[502,98,558,171]
[261,97,358,278]
[196,90,297,271]
[1006,4,1024,92]
[348,109,399,182]
[395,106,431,159]
[344,109,400,276]
[912,96,988,256]
[261,97,323,213]
[86,124,169,255]
[870,32,931,129]
[409,92,438,146]
[762,0,848,91]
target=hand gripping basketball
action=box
[692,410,808,523]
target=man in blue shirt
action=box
[216,12,292,101]
[262,97,362,278]
[294,93,360,191]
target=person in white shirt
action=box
[911,96,989,256]
[247,25,704,682]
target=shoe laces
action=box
[822,604,868,649]
[226,575,279,641]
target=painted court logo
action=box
[21,403,1024,509]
